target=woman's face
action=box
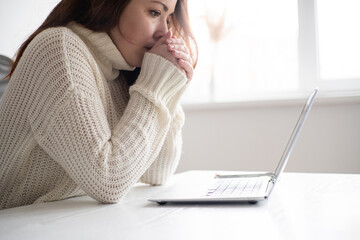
[109,0,178,67]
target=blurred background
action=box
[1,0,359,173]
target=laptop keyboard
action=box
[204,177,264,198]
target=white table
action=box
[1,171,359,240]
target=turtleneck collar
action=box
[67,22,135,81]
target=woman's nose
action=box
[154,20,169,40]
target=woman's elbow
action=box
[89,187,129,204]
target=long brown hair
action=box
[8,0,198,78]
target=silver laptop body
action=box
[149,89,318,204]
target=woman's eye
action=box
[150,10,161,17]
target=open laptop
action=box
[149,89,318,205]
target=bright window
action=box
[183,0,360,104]
[317,0,360,80]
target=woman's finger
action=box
[167,41,189,56]
[167,37,188,49]
[167,44,190,57]
[178,58,193,83]
[166,37,185,46]
[169,49,193,66]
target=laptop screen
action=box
[273,89,318,179]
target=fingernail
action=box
[167,39,172,44]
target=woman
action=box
[0,0,197,209]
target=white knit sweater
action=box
[0,22,187,209]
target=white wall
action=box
[178,95,360,174]
[0,0,60,58]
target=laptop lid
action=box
[272,88,318,180]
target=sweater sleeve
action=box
[140,105,185,185]
[129,53,187,117]
[26,29,187,204]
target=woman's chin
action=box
[125,57,142,68]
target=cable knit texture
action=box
[0,22,187,209]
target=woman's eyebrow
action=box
[151,1,168,12]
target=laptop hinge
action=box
[265,175,276,197]
[269,175,276,184]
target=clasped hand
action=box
[149,32,193,83]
